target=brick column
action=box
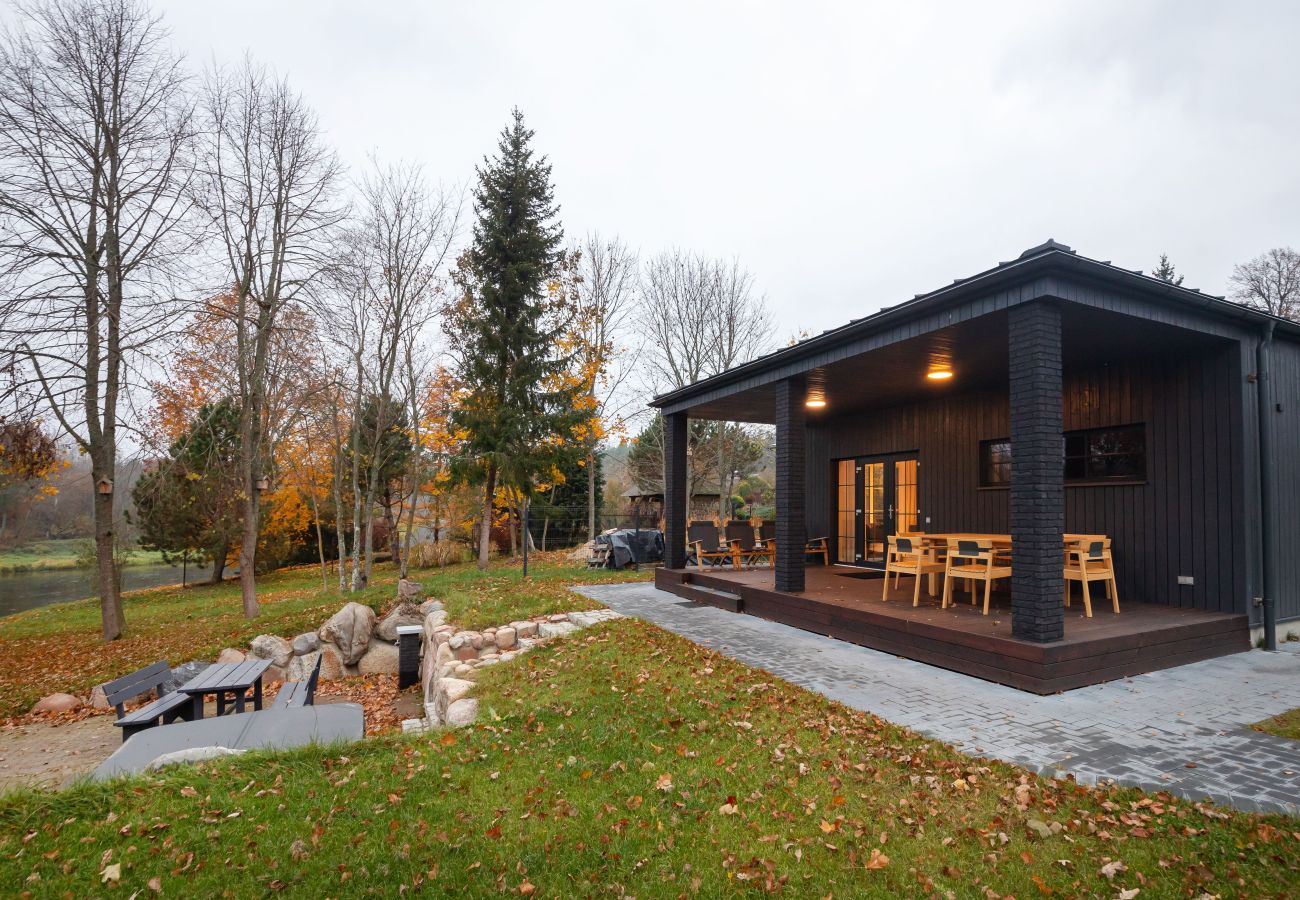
[663,411,688,570]
[775,376,807,593]
[1009,301,1065,642]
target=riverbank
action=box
[0,539,167,575]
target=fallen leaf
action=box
[865,848,889,870]
[101,863,121,884]
[655,773,673,792]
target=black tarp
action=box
[594,528,664,569]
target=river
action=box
[0,561,215,618]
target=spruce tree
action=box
[447,109,584,569]
[1152,253,1184,285]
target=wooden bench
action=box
[272,654,322,710]
[104,660,196,743]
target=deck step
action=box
[664,580,743,613]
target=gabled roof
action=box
[651,240,1299,410]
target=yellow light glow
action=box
[926,370,954,381]
[805,398,827,408]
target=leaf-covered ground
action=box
[3,618,1298,898]
[0,554,650,719]
[1254,707,1300,741]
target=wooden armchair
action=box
[883,535,946,606]
[941,538,1011,616]
[687,521,738,569]
[756,520,829,566]
[1064,538,1119,617]
[725,521,768,567]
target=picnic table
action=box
[179,659,273,718]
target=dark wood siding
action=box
[1270,338,1300,622]
[806,344,1246,614]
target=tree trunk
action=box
[587,447,598,541]
[92,481,123,641]
[477,464,496,571]
[384,484,401,573]
[307,479,327,591]
[210,540,229,584]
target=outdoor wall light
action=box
[926,370,954,381]
[805,397,827,408]
[806,367,828,407]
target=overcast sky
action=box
[85,1,1300,338]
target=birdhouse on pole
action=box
[96,477,113,495]
[255,476,271,492]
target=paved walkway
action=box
[576,582,1300,815]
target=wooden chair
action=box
[941,538,1012,616]
[882,535,946,606]
[755,520,829,567]
[688,521,738,569]
[725,521,768,567]
[1063,538,1120,617]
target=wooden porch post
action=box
[1009,301,1065,642]
[663,411,689,570]
[775,376,807,593]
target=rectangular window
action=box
[979,438,1012,487]
[980,424,1145,487]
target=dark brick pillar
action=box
[663,411,688,570]
[775,376,807,593]
[1009,302,1065,642]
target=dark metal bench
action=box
[104,660,195,743]
[271,654,321,709]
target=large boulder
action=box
[249,634,293,668]
[89,684,111,710]
[494,627,517,651]
[397,578,423,602]
[418,599,444,617]
[30,692,83,714]
[358,641,399,675]
[376,603,424,642]
[291,631,320,656]
[286,642,347,682]
[216,648,246,665]
[163,661,210,694]
[318,602,376,665]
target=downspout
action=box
[1255,321,1278,651]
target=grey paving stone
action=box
[576,581,1300,816]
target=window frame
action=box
[978,424,1147,488]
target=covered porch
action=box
[651,242,1257,692]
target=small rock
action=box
[453,663,474,677]
[435,643,453,667]
[147,746,246,771]
[439,677,475,705]
[448,633,465,650]
[418,598,444,617]
[291,632,321,656]
[319,643,348,680]
[499,651,517,663]
[425,610,448,629]
[547,614,568,623]
[513,621,539,640]
[445,698,478,727]
[397,578,423,602]
[249,634,293,668]
[31,692,83,714]
[494,627,517,650]
[90,684,111,710]
[216,648,246,665]
[376,603,424,642]
[319,602,377,665]
[454,645,478,662]
[286,652,319,682]
[358,641,399,675]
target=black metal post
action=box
[1256,322,1278,651]
[664,412,689,569]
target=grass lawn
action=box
[0,553,650,718]
[0,539,167,574]
[2,617,1298,897]
[1254,708,1300,741]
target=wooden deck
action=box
[655,565,1250,693]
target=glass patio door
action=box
[834,454,920,567]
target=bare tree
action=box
[638,250,772,519]
[0,0,194,640]
[1230,247,1300,321]
[194,59,343,617]
[571,233,640,539]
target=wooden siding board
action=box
[1271,339,1300,621]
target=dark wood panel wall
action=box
[1268,339,1300,622]
[806,342,1246,614]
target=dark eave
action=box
[650,240,1300,411]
